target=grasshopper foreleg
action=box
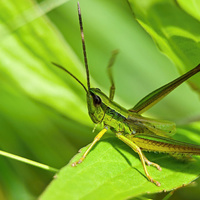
[107,50,118,100]
[71,127,108,166]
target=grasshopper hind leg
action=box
[116,133,161,187]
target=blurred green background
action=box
[0,0,200,199]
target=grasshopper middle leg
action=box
[116,133,161,187]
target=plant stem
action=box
[0,150,58,172]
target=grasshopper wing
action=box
[129,64,200,114]
[126,114,176,137]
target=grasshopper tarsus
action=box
[71,163,77,167]
[71,160,81,167]
[155,181,161,187]
[71,158,84,166]
[148,175,161,187]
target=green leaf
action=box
[128,0,200,95]
[40,124,200,200]
[1,0,200,199]
[177,0,200,21]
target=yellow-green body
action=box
[89,88,200,156]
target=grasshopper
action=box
[52,2,200,186]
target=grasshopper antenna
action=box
[77,2,91,90]
[51,2,91,93]
[52,62,87,93]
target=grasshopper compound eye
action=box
[93,94,102,105]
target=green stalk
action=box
[0,150,58,172]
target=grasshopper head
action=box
[52,62,107,124]
[87,88,108,124]
[53,3,110,125]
